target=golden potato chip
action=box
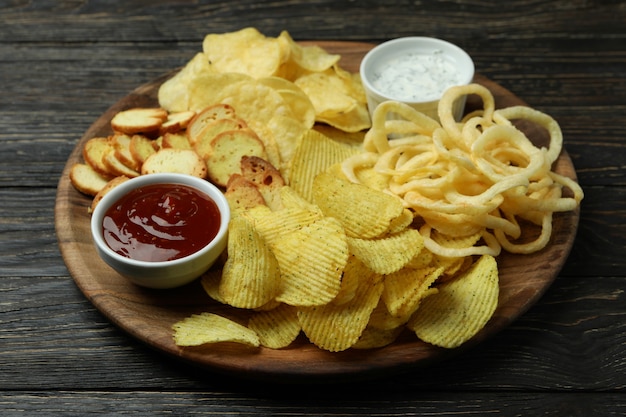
[313,171,405,239]
[273,217,349,307]
[245,205,323,244]
[264,114,308,171]
[387,209,414,234]
[408,255,499,348]
[248,304,301,349]
[295,70,357,117]
[257,76,316,129]
[347,228,425,275]
[219,216,281,309]
[288,129,359,201]
[332,255,377,306]
[186,73,251,112]
[297,272,383,352]
[200,268,226,304]
[158,52,213,112]
[278,186,323,214]
[313,124,366,147]
[202,27,285,78]
[352,325,404,349]
[317,101,372,133]
[278,30,341,73]
[382,266,443,319]
[172,312,260,347]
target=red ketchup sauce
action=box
[102,183,221,262]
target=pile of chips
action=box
[173,130,501,351]
[93,28,580,353]
[158,27,370,175]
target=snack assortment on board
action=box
[69,28,583,352]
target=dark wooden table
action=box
[2,1,625,415]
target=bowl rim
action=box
[359,36,475,105]
[90,173,230,268]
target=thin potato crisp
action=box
[408,255,499,348]
[173,313,260,347]
[273,217,349,307]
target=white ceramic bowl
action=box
[90,173,230,289]
[360,37,474,122]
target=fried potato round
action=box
[347,227,425,275]
[408,255,499,348]
[248,304,301,349]
[382,266,443,320]
[298,273,384,352]
[273,217,349,307]
[172,312,260,347]
[219,216,281,309]
[312,172,405,239]
[288,129,359,201]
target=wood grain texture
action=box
[53,41,580,382]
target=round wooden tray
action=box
[55,41,580,382]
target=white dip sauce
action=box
[371,50,460,102]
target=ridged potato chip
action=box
[332,255,378,306]
[172,312,260,347]
[288,129,359,201]
[219,216,280,309]
[352,325,404,349]
[408,255,499,348]
[244,205,322,244]
[297,272,384,352]
[248,304,301,349]
[382,266,443,319]
[312,171,405,239]
[347,227,425,275]
[273,217,349,307]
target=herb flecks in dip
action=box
[371,50,461,102]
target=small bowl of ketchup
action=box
[90,173,230,289]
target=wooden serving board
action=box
[54,41,580,382]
